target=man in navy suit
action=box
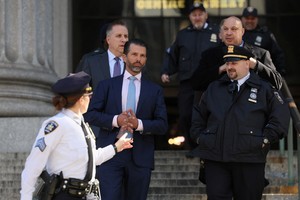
[84,39,168,200]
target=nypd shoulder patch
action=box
[35,137,46,152]
[274,91,284,104]
[44,120,58,135]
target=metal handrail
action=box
[281,78,300,198]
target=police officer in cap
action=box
[190,45,290,200]
[161,0,220,151]
[20,71,133,200]
[241,6,287,75]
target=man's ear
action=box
[241,27,245,35]
[121,54,126,61]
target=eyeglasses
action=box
[83,93,93,99]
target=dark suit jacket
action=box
[78,51,111,89]
[84,74,168,169]
[77,51,127,137]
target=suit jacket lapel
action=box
[101,52,111,79]
[112,76,123,113]
[136,77,147,115]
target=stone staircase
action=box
[0,152,28,200]
[0,150,298,200]
[147,150,299,200]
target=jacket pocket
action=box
[178,54,192,73]
[235,126,263,153]
[198,125,218,150]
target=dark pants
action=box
[97,149,151,200]
[178,80,200,149]
[205,160,265,200]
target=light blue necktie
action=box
[126,76,136,113]
[125,76,136,139]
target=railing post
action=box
[280,79,300,199]
[287,118,294,185]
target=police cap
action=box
[52,71,92,95]
[242,7,258,17]
[189,1,206,13]
[223,45,254,62]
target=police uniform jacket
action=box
[190,72,290,163]
[20,109,116,200]
[191,42,282,91]
[164,23,220,81]
[243,25,286,75]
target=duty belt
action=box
[59,178,100,198]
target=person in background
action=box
[77,20,129,89]
[190,45,290,200]
[76,20,129,148]
[161,1,220,151]
[76,23,109,72]
[241,6,287,75]
[191,16,282,92]
[20,71,133,200]
[84,39,168,200]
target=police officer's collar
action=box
[231,72,250,87]
[188,22,208,30]
[220,71,262,89]
[62,108,82,125]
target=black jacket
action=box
[162,23,220,81]
[190,72,290,163]
[191,42,282,90]
[243,25,286,75]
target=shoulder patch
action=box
[44,120,58,135]
[35,137,47,152]
[274,91,284,104]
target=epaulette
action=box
[274,91,284,104]
[259,26,269,33]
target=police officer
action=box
[161,1,220,151]
[241,7,287,75]
[190,45,290,200]
[20,71,133,200]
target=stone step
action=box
[150,179,202,187]
[151,171,199,179]
[148,185,298,194]
[148,150,299,199]
[0,151,298,200]
[147,194,299,200]
[147,194,207,200]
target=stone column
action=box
[0,0,60,151]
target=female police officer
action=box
[20,71,133,200]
